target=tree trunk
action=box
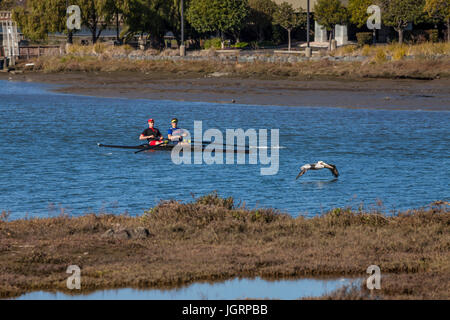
[96,27,104,43]
[398,28,404,45]
[328,29,333,51]
[234,30,240,43]
[68,31,73,44]
[258,25,264,42]
[115,12,119,40]
[288,29,291,51]
[91,10,97,44]
[92,24,97,44]
[447,18,450,43]
[220,30,224,49]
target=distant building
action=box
[272,0,349,12]
[1,11,21,59]
[271,0,393,44]
[273,0,350,45]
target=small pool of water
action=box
[14,277,360,300]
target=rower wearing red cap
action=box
[139,119,164,146]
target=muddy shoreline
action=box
[1,71,449,111]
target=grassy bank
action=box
[17,42,450,80]
[332,42,450,59]
[0,194,449,299]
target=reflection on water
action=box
[14,277,360,300]
[300,178,339,189]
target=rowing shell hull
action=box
[98,143,250,154]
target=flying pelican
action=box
[296,161,339,179]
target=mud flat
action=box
[2,71,450,111]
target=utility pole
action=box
[180,0,185,56]
[66,0,72,44]
[305,0,311,57]
[116,10,120,44]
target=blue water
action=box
[0,80,449,219]
[13,277,358,300]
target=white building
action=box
[272,0,349,45]
[0,11,20,60]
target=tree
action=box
[120,0,173,48]
[348,0,376,28]
[380,0,425,44]
[314,0,349,50]
[12,0,67,42]
[248,0,277,41]
[272,2,305,51]
[75,0,115,44]
[424,0,450,42]
[0,0,17,10]
[103,0,128,43]
[12,0,118,44]
[186,0,249,48]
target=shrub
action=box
[340,44,357,55]
[250,41,276,49]
[231,42,249,49]
[258,40,276,48]
[195,192,234,210]
[425,30,439,43]
[66,44,92,55]
[356,32,373,46]
[122,44,134,53]
[374,47,387,63]
[409,30,428,44]
[203,38,222,49]
[93,42,108,54]
[392,47,407,60]
[361,44,371,56]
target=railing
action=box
[0,11,12,21]
[19,45,62,59]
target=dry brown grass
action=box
[24,54,450,80]
[16,42,450,80]
[0,194,448,299]
[334,42,450,58]
[315,272,450,300]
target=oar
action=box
[98,143,148,149]
[134,141,165,154]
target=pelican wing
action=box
[325,164,339,177]
[296,168,308,179]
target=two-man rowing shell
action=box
[139,118,188,147]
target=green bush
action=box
[202,38,222,49]
[356,32,373,46]
[258,40,275,48]
[426,30,439,43]
[231,42,249,49]
[250,41,276,49]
